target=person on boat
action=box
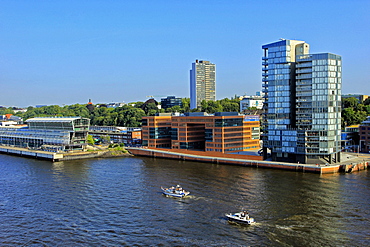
[244,211,249,219]
[241,211,249,219]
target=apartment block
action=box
[190,60,216,109]
[262,39,342,164]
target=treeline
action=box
[1,97,369,128]
[342,97,370,128]
[0,97,240,127]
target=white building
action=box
[240,96,264,112]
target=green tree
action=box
[342,97,358,108]
[0,107,15,115]
[201,100,223,113]
[100,135,111,144]
[221,101,239,112]
[116,108,145,127]
[181,98,190,112]
[87,135,95,145]
[142,102,159,115]
[166,105,182,113]
[342,97,369,128]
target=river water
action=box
[0,154,369,246]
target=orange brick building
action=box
[142,112,260,153]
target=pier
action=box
[0,145,112,162]
[126,147,369,174]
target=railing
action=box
[296,62,312,68]
[296,74,312,79]
[296,68,312,73]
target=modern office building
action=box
[262,39,342,164]
[161,96,183,110]
[359,116,370,153]
[89,126,142,145]
[190,60,216,109]
[0,117,90,152]
[142,112,260,153]
[341,125,359,151]
[240,95,264,112]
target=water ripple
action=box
[0,155,369,246]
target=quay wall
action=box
[127,148,369,174]
[0,145,128,161]
[0,146,106,161]
[0,146,63,161]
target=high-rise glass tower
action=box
[262,39,342,164]
[190,60,216,109]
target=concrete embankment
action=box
[0,145,131,162]
[0,146,64,161]
[126,147,369,174]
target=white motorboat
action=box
[161,185,190,198]
[225,211,255,225]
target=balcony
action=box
[296,81,311,86]
[296,92,312,97]
[296,62,312,68]
[296,99,312,104]
[296,68,312,74]
[296,104,312,108]
[296,74,312,80]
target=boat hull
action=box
[161,186,190,198]
[225,214,255,225]
[162,191,189,198]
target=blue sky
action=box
[1,0,369,107]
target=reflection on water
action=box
[0,154,369,246]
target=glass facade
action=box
[296,53,342,157]
[0,117,90,151]
[161,96,183,109]
[262,40,341,163]
[142,114,260,152]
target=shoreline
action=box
[126,147,369,174]
[1,145,368,174]
[0,145,132,162]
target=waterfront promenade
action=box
[0,145,128,162]
[126,147,370,174]
[1,144,368,174]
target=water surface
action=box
[0,154,369,246]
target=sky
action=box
[1,0,369,107]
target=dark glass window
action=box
[205,129,213,142]
[149,127,171,139]
[215,118,243,127]
[171,128,178,140]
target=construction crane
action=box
[146,95,167,99]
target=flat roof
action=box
[26,117,83,123]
